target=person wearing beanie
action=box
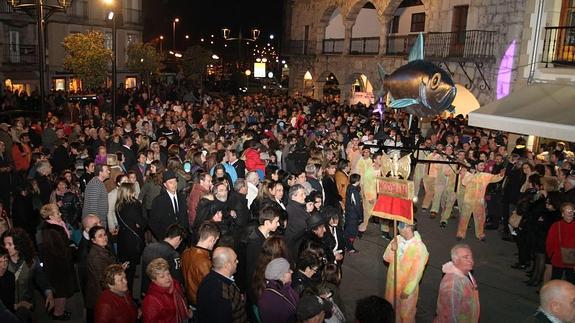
[149,169,190,240]
[257,258,299,323]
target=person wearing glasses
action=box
[546,202,575,283]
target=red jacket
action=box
[94,289,138,323]
[187,184,209,225]
[142,280,188,323]
[244,148,265,172]
[11,143,31,171]
[546,220,575,268]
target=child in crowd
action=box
[344,174,363,253]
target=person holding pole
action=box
[382,221,429,323]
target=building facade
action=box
[283,0,532,107]
[0,0,143,94]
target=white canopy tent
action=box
[468,84,575,142]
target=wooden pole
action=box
[393,219,398,322]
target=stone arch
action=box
[382,0,436,32]
[316,71,342,100]
[345,72,375,93]
[347,0,385,25]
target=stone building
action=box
[0,0,143,94]
[283,0,529,108]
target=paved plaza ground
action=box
[33,207,541,323]
[339,207,540,322]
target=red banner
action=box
[372,194,414,224]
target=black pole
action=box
[112,14,117,120]
[36,0,46,121]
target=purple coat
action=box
[257,280,299,323]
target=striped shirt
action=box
[82,177,109,227]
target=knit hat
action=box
[264,258,291,281]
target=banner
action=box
[372,177,414,224]
[350,91,375,105]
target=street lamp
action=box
[102,0,117,120]
[172,18,179,50]
[7,0,73,120]
[222,27,260,69]
[159,35,164,53]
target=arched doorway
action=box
[350,74,375,105]
[323,73,340,101]
[303,71,314,97]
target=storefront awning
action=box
[468,84,575,142]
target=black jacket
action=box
[116,200,147,264]
[120,145,136,170]
[149,189,189,240]
[322,175,341,208]
[245,228,266,299]
[284,201,308,259]
[196,270,247,323]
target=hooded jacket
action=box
[434,262,480,323]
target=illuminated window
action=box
[125,77,137,89]
[69,78,82,92]
[105,32,112,50]
[53,78,66,91]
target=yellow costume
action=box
[383,232,429,323]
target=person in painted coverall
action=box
[422,144,444,213]
[434,244,480,323]
[457,161,504,241]
[412,138,432,203]
[430,145,453,220]
[383,220,429,323]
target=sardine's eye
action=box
[430,73,441,90]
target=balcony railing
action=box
[283,40,316,56]
[350,37,380,55]
[385,30,495,61]
[1,44,37,65]
[322,38,344,54]
[542,26,575,67]
[124,8,142,25]
[0,3,14,13]
[386,34,419,55]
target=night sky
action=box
[143,0,284,49]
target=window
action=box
[126,33,138,47]
[125,77,137,89]
[104,32,112,50]
[410,13,425,32]
[53,79,66,91]
[9,31,20,63]
[390,16,400,34]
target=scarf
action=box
[47,219,70,238]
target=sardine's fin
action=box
[389,98,419,109]
[377,63,386,82]
[408,33,424,62]
[419,81,431,109]
[447,105,455,113]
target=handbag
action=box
[559,222,575,265]
[508,210,522,229]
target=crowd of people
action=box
[0,87,574,323]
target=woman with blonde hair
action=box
[138,135,150,154]
[39,203,77,320]
[115,182,146,290]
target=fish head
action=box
[421,67,456,110]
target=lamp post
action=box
[102,0,117,120]
[245,69,251,94]
[172,18,179,50]
[159,35,164,54]
[6,0,73,121]
[222,27,260,70]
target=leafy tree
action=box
[180,45,213,81]
[63,31,111,90]
[126,42,164,88]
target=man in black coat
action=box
[226,148,246,179]
[120,134,136,170]
[149,170,189,240]
[244,206,281,301]
[284,184,309,259]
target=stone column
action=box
[379,15,391,56]
[341,82,353,104]
[314,80,325,100]
[343,19,355,56]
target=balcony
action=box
[322,38,344,54]
[350,37,379,55]
[283,40,316,56]
[124,8,142,25]
[385,30,496,62]
[542,26,575,67]
[1,44,37,65]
